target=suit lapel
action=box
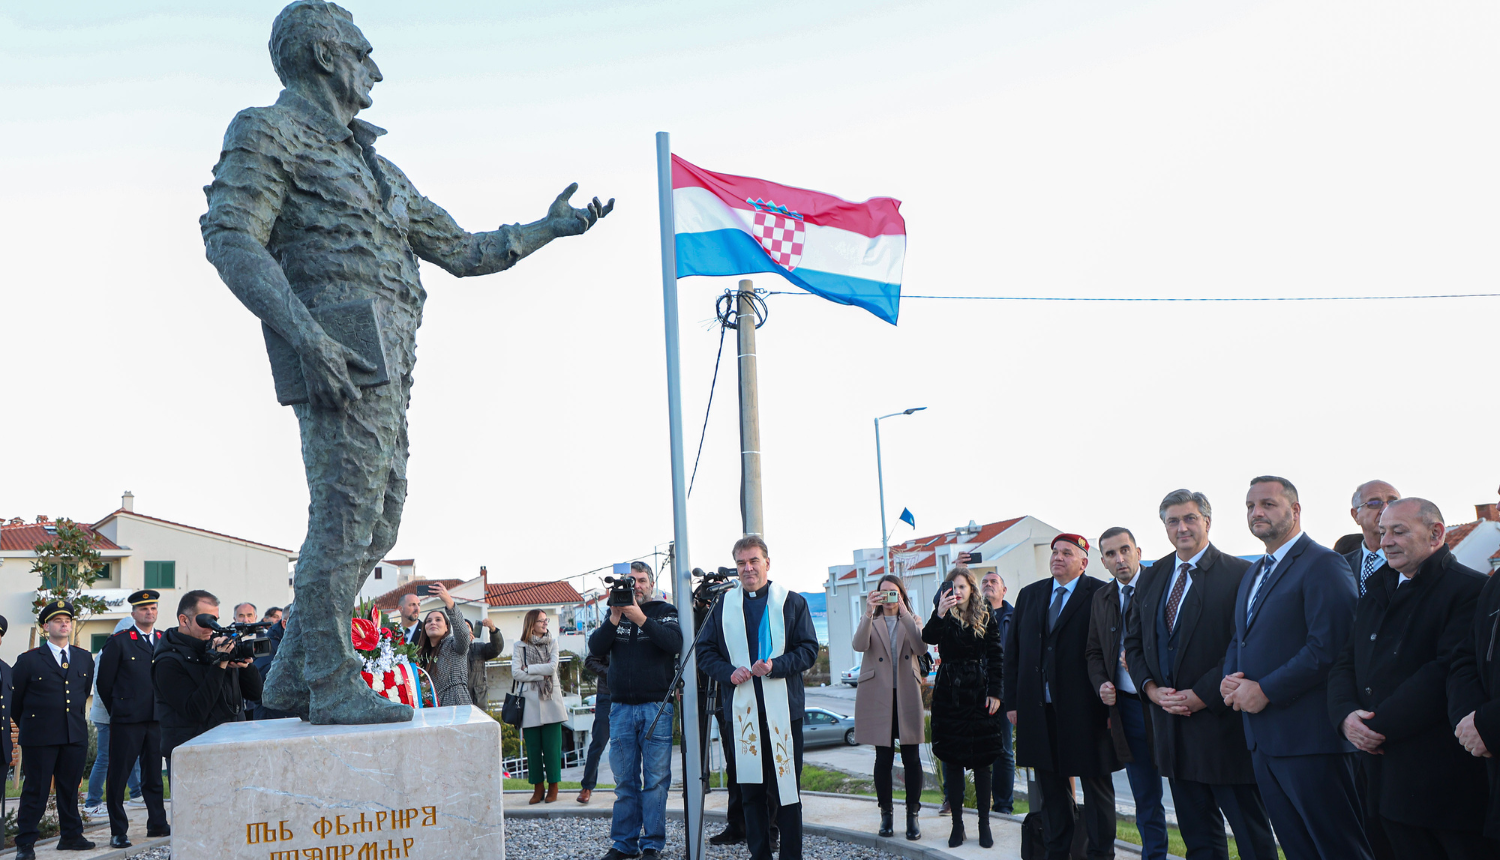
[1247,534,1310,632]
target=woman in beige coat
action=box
[514,609,568,804]
[853,574,927,841]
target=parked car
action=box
[803,707,859,748]
[840,660,861,687]
[583,694,597,714]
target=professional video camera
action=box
[195,614,275,663]
[691,566,738,604]
[601,575,637,607]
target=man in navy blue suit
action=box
[1222,476,1371,860]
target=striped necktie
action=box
[1247,554,1275,621]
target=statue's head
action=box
[269,1,381,114]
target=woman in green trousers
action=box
[515,608,567,802]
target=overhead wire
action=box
[765,290,1500,302]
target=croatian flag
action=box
[671,155,906,325]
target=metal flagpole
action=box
[656,131,706,860]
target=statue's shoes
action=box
[309,678,415,726]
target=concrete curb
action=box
[0,821,112,858]
[85,836,171,860]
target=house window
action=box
[42,563,78,590]
[144,560,176,589]
[95,562,111,584]
[374,566,384,580]
[90,634,110,653]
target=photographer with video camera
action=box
[587,561,682,860]
[153,589,263,770]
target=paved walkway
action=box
[506,788,1161,860]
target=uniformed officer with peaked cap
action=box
[12,600,95,859]
[97,590,169,846]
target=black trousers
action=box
[874,698,923,812]
[740,714,803,860]
[1169,777,1277,860]
[17,742,86,849]
[107,721,167,836]
[1035,768,1115,860]
[1381,819,1500,860]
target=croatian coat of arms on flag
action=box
[748,198,805,272]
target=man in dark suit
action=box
[1450,504,1500,847]
[96,589,170,847]
[1125,489,1276,860]
[1345,480,1401,598]
[980,568,1016,815]
[1005,533,1118,860]
[1221,477,1369,860]
[0,615,13,799]
[12,600,95,860]
[1333,498,1494,858]
[1087,527,1167,860]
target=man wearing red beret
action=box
[1004,534,1119,858]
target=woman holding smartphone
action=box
[923,568,1004,848]
[852,574,927,841]
[414,581,472,706]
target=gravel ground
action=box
[505,818,907,859]
[126,848,170,860]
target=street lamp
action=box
[869,407,927,594]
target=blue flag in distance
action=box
[899,508,915,529]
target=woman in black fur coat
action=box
[923,568,1004,848]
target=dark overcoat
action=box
[1449,563,1500,839]
[1085,577,1149,763]
[1124,544,1256,785]
[1004,574,1119,777]
[1327,545,1487,831]
[924,605,1003,768]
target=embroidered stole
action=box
[722,582,799,805]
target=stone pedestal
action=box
[171,706,504,860]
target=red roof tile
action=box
[1446,521,1481,549]
[838,517,1026,580]
[382,559,415,566]
[484,581,583,607]
[93,509,295,556]
[0,520,121,553]
[370,580,466,610]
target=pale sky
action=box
[4,1,1498,596]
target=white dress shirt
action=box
[1164,545,1211,610]
[46,640,69,667]
[1248,531,1304,611]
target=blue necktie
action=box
[1247,554,1275,621]
[1047,586,1066,632]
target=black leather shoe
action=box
[109,836,131,849]
[147,825,172,837]
[707,827,744,846]
[878,810,894,837]
[15,846,36,860]
[596,850,640,860]
[640,851,660,860]
[906,810,922,841]
[55,838,96,851]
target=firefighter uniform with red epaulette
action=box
[96,589,169,846]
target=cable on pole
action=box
[764,290,1500,302]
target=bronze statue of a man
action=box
[201,0,611,725]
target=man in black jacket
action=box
[96,589,169,847]
[12,600,95,860]
[698,537,819,860]
[1332,498,1494,857]
[577,650,610,804]
[0,615,12,791]
[1345,480,1401,598]
[1124,489,1275,860]
[153,590,263,770]
[1087,527,1167,860]
[980,568,1017,815]
[1450,503,1500,846]
[588,561,682,860]
[1005,533,1118,860]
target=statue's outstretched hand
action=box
[547,183,614,237]
[301,333,378,412]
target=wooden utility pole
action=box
[735,280,764,536]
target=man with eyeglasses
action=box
[1346,481,1400,600]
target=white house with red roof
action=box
[823,515,1105,683]
[355,558,417,604]
[0,492,296,664]
[1445,501,1500,572]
